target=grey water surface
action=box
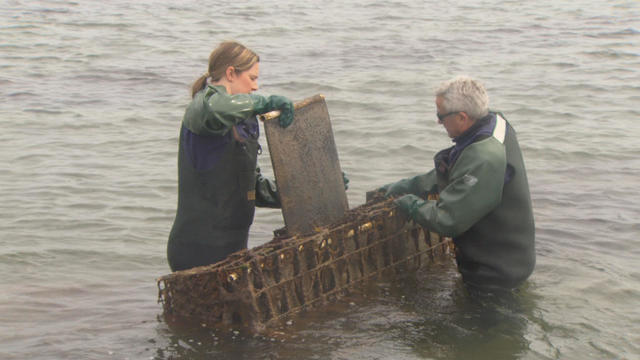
[1,0,639,359]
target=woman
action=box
[167,41,294,272]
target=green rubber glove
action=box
[268,95,294,128]
[342,171,349,190]
[394,194,424,221]
[384,181,408,198]
[250,94,294,128]
[365,183,392,202]
[255,167,281,208]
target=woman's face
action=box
[228,62,260,95]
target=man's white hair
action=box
[435,75,489,120]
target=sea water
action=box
[1,1,638,359]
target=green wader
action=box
[167,120,260,272]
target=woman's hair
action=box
[435,75,489,120]
[191,41,260,97]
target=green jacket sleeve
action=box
[382,170,438,198]
[183,85,255,136]
[411,139,506,237]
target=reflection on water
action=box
[155,259,541,360]
[413,282,535,360]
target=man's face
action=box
[436,96,461,138]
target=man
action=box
[380,76,535,290]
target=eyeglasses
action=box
[437,111,459,122]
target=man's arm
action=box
[396,140,506,236]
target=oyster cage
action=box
[157,198,453,332]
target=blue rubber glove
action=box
[394,194,424,221]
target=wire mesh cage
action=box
[157,197,453,332]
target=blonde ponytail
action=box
[191,75,208,98]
